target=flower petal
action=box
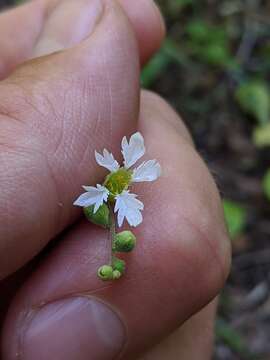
[73,184,109,213]
[95,149,120,172]
[115,190,144,227]
[121,132,145,169]
[132,160,161,182]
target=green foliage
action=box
[141,51,170,88]
[168,0,193,12]
[262,169,270,200]
[158,0,193,16]
[253,123,270,147]
[186,20,231,67]
[215,318,252,357]
[200,43,230,67]
[186,20,211,41]
[141,18,232,87]
[84,204,110,229]
[141,39,188,87]
[162,38,189,66]
[235,80,270,124]
[223,199,247,239]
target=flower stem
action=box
[108,203,116,265]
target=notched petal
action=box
[74,185,109,212]
[132,160,161,182]
[95,149,120,172]
[115,190,144,227]
[121,132,145,169]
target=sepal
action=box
[84,204,110,228]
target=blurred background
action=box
[149,1,270,359]
[1,0,270,359]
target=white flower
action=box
[95,149,119,172]
[73,185,109,213]
[121,132,145,169]
[132,160,161,182]
[115,191,144,227]
[74,132,161,227]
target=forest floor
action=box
[151,1,270,359]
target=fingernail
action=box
[21,297,126,360]
[33,0,104,57]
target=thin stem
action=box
[108,203,116,265]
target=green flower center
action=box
[104,168,132,197]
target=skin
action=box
[0,0,231,359]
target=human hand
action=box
[0,1,231,359]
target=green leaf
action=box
[162,38,189,66]
[141,51,170,88]
[215,318,251,357]
[223,200,247,239]
[235,80,270,124]
[263,169,270,200]
[253,123,270,147]
[168,0,193,12]
[185,20,231,67]
[186,20,228,44]
[201,43,230,66]
[186,20,211,42]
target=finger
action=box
[118,0,165,64]
[0,0,164,79]
[0,1,46,80]
[1,92,231,360]
[34,0,165,63]
[140,299,218,360]
[0,0,140,279]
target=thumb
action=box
[0,0,139,279]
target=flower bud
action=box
[112,270,122,280]
[113,231,136,252]
[84,204,110,229]
[97,265,113,281]
[112,257,126,274]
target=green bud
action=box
[112,270,122,280]
[113,231,136,252]
[97,265,113,281]
[112,258,126,274]
[84,204,110,229]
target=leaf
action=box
[141,51,171,88]
[216,318,252,357]
[253,123,270,147]
[186,20,211,42]
[201,43,230,66]
[223,200,247,239]
[186,20,231,67]
[235,80,270,124]
[263,169,270,200]
[169,0,193,12]
[162,38,189,66]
